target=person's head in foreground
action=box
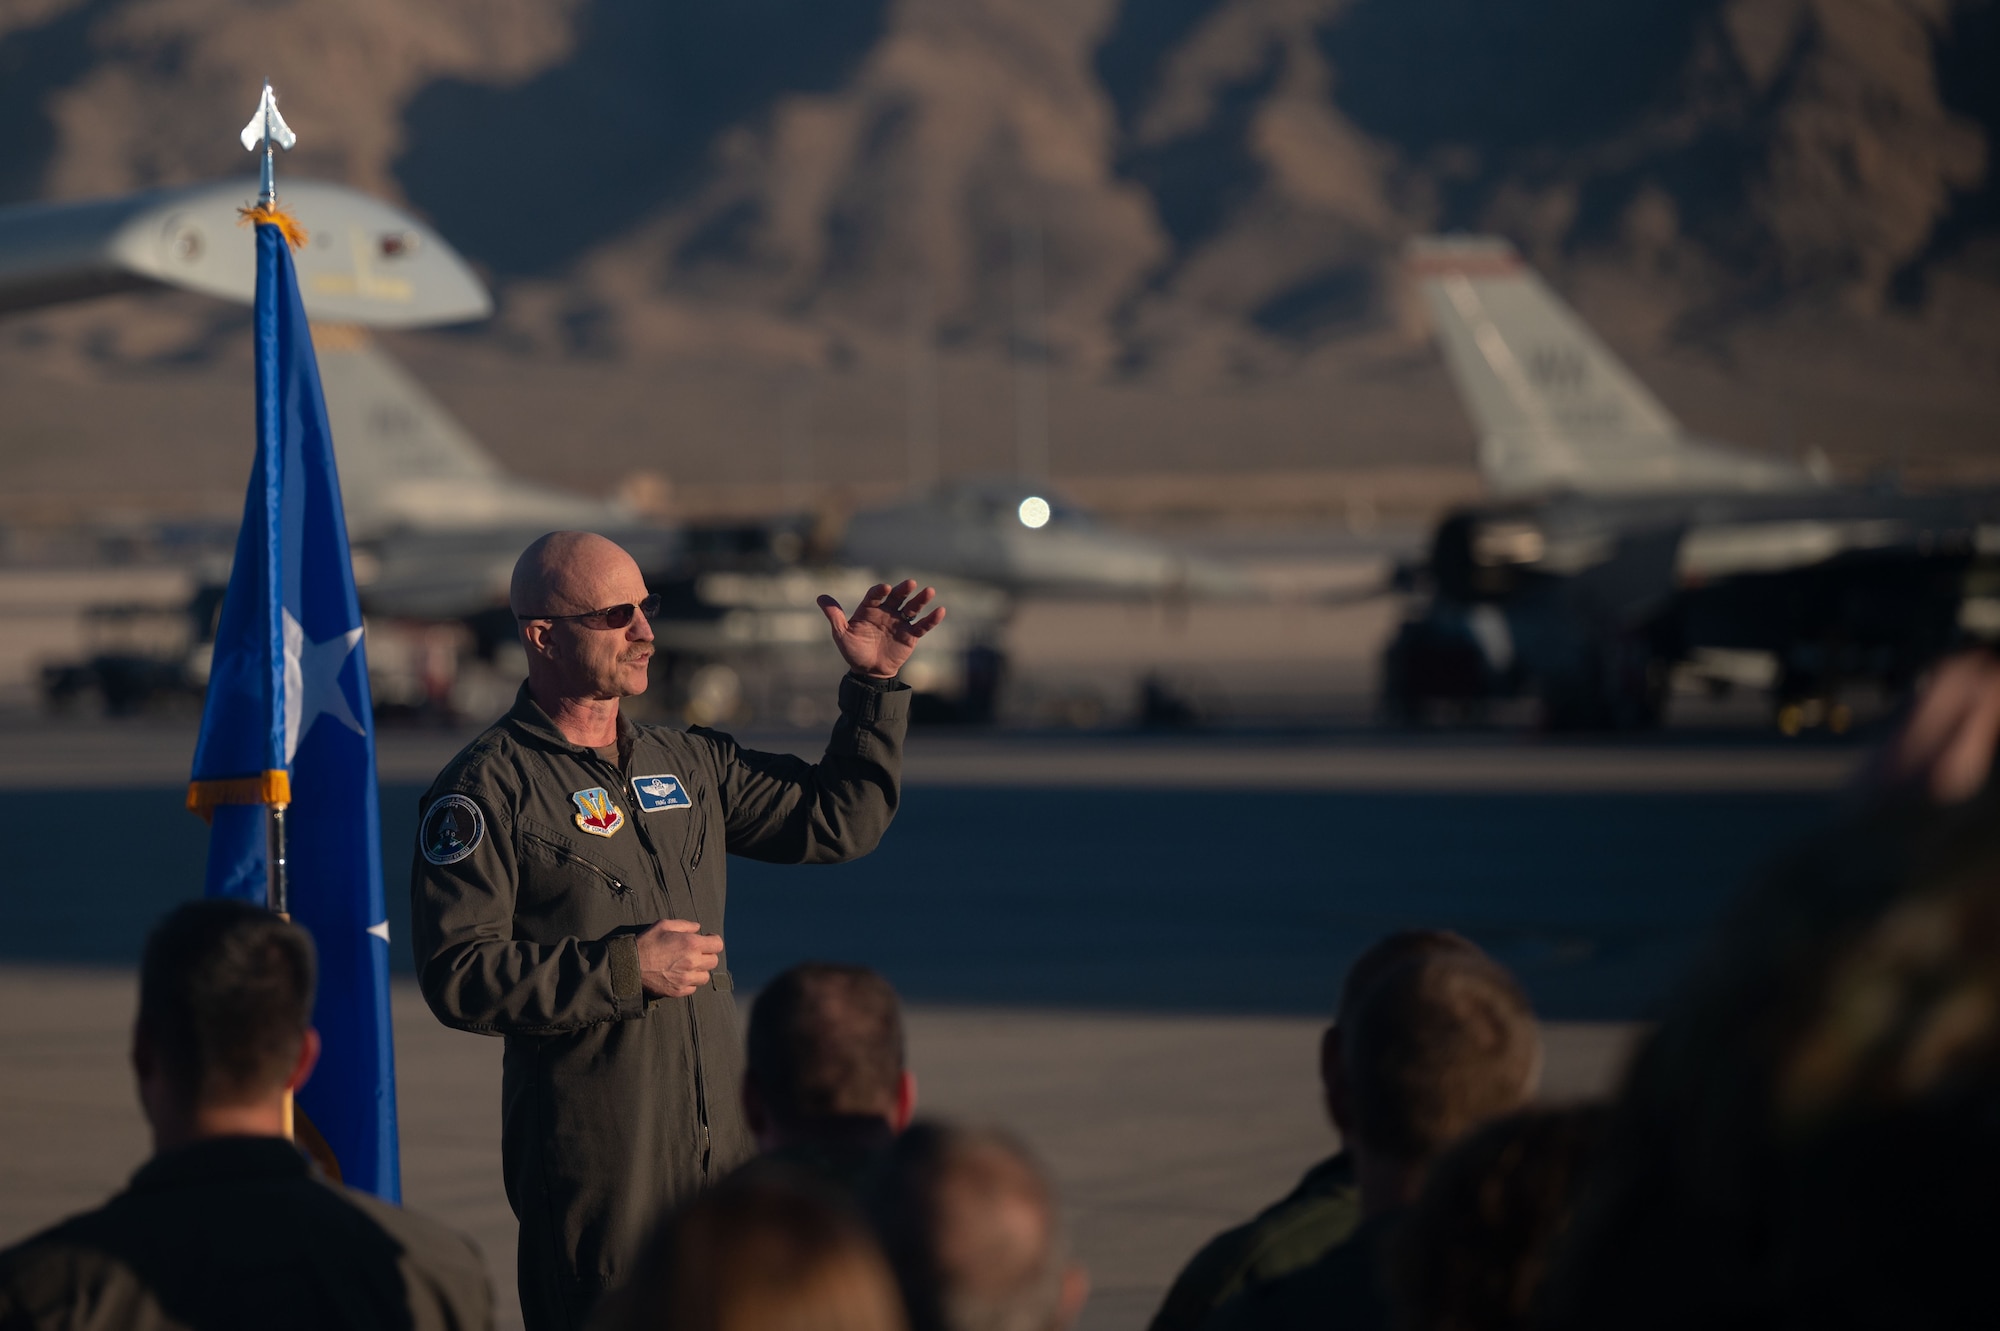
[135,899,319,1152]
[511,530,658,703]
[867,1122,1089,1331]
[1540,785,2000,1329]
[599,1167,906,1331]
[1323,931,1488,1139]
[746,963,916,1152]
[1339,948,1542,1214]
[1389,1105,1606,1331]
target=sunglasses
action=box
[516,593,663,631]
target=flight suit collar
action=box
[504,681,638,762]
[126,1135,311,1195]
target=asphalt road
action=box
[0,722,1855,1020]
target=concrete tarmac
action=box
[0,718,1856,1327]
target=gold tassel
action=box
[187,770,293,823]
[237,204,309,250]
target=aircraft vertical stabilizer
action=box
[1407,237,1814,497]
[310,328,629,539]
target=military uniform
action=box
[1200,1210,1396,1331]
[0,1136,491,1331]
[411,675,908,1331]
[1149,1152,1360,1331]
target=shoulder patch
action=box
[421,794,486,866]
[632,773,692,812]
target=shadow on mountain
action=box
[1317,0,1779,279]
[0,0,118,206]
[394,0,889,277]
[1094,0,1228,131]
[1895,1,2000,301]
[1319,0,1713,163]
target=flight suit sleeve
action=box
[411,762,646,1036]
[699,672,910,864]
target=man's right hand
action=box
[636,919,724,998]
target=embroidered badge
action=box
[571,786,626,838]
[421,794,485,865]
[632,773,692,813]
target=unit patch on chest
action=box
[632,773,692,812]
[570,786,626,838]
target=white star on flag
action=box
[283,609,366,763]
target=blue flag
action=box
[188,220,400,1201]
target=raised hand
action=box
[817,579,947,679]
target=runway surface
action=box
[0,718,1857,1327]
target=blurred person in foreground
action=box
[868,1122,1089,1331]
[592,1166,907,1331]
[1205,949,1541,1331]
[0,900,491,1330]
[1541,686,2000,1328]
[1149,931,1485,1331]
[1388,1106,1605,1331]
[741,962,917,1193]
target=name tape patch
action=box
[632,773,692,812]
[421,794,485,865]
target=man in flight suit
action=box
[411,530,944,1331]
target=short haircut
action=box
[748,963,905,1128]
[137,900,316,1106]
[602,1165,907,1331]
[1391,1105,1607,1331]
[1340,951,1540,1164]
[867,1122,1069,1331]
[1338,929,1485,1019]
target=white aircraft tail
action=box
[310,327,629,538]
[1407,236,1815,497]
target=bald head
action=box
[510,532,656,715]
[509,531,641,620]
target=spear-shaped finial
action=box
[239,81,297,211]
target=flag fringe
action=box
[237,204,308,250]
[187,770,292,822]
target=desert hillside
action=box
[1,0,1996,518]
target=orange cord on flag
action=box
[237,204,308,250]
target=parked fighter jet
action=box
[0,177,646,576]
[839,476,1247,600]
[1386,236,2000,730]
[2,176,1231,722]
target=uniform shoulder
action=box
[337,1188,488,1285]
[1151,1157,1360,1331]
[423,717,530,813]
[0,1203,145,1319]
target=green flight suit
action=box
[412,675,908,1331]
[1149,1152,1360,1331]
[0,1136,492,1331]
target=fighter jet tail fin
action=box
[310,328,628,538]
[1407,236,1814,497]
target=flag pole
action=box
[243,76,299,1142]
[267,800,293,1138]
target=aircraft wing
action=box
[0,178,490,328]
[1407,236,1816,498]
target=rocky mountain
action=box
[2,0,1997,507]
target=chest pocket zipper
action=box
[686,788,707,869]
[520,830,629,897]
